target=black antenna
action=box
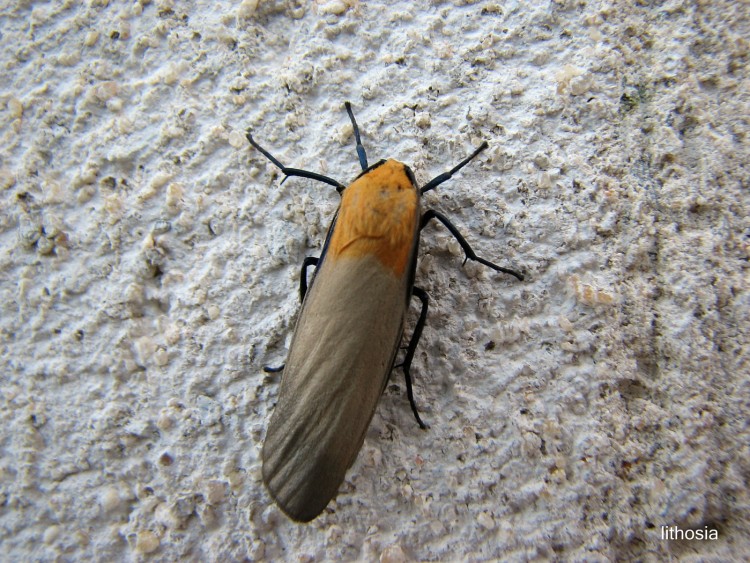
[345,102,368,171]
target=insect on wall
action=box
[247,102,524,523]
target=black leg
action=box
[246,132,346,193]
[420,141,488,194]
[300,256,319,301]
[344,102,368,171]
[399,287,430,430]
[421,210,524,281]
[266,256,320,374]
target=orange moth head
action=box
[328,159,420,277]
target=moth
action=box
[248,103,522,522]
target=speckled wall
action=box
[1,0,748,560]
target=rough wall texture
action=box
[1,0,748,560]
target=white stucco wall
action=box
[1,0,748,560]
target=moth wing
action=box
[262,255,408,522]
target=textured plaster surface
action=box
[1,0,748,560]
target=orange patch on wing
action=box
[328,160,420,277]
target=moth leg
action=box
[300,256,319,302]
[344,101,368,171]
[421,210,524,281]
[266,256,319,373]
[399,286,430,430]
[420,141,489,194]
[246,132,346,193]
